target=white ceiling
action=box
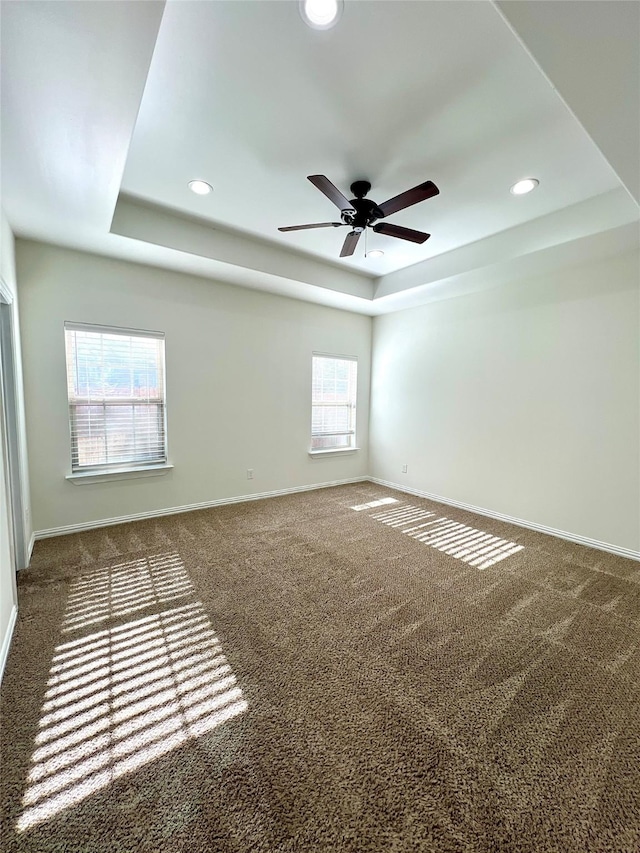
[2,1,638,315]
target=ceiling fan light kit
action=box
[279,175,439,258]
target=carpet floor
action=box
[1,483,639,852]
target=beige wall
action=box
[13,238,640,554]
[370,249,640,552]
[16,241,372,533]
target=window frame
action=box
[64,321,169,479]
[309,352,359,456]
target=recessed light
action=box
[366,249,384,259]
[188,180,213,195]
[299,0,343,30]
[510,178,539,195]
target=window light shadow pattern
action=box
[61,553,193,633]
[353,501,523,569]
[17,555,248,833]
[351,497,399,512]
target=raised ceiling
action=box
[2,1,638,315]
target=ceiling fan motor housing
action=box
[342,182,385,228]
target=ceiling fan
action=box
[279,175,439,257]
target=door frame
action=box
[0,276,28,571]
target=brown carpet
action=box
[1,483,639,852]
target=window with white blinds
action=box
[64,323,167,473]
[311,354,357,451]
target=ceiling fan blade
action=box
[373,222,430,244]
[340,230,361,257]
[378,180,439,218]
[279,222,344,231]
[308,175,355,212]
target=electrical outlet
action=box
[247,469,254,480]
[402,464,408,473]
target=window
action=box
[64,322,167,473]
[311,354,357,451]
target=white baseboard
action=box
[0,605,17,684]
[31,474,640,562]
[369,478,640,562]
[33,477,369,540]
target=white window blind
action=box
[311,354,357,450]
[64,323,167,473]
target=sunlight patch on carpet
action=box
[17,556,248,833]
[351,497,399,511]
[61,553,194,632]
[362,503,524,569]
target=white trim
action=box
[368,478,640,562]
[64,320,164,339]
[0,276,13,304]
[66,463,174,485]
[0,286,29,571]
[309,448,359,457]
[312,351,358,362]
[27,531,35,564]
[0,605,17,684]
[31,474,639,562]
[34,476,369,539]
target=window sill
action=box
[308,448,360,458]
[66,463,174,485]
